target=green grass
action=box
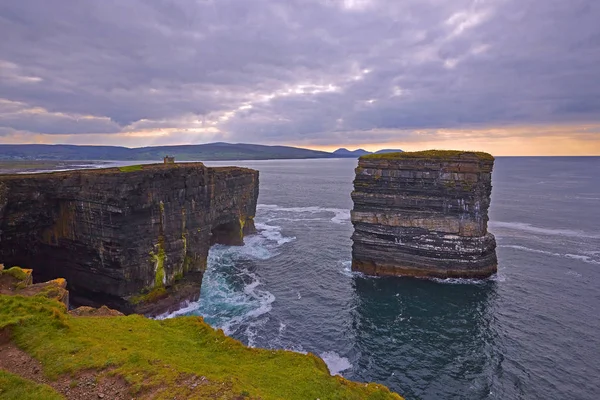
[1,267,29,281]
[0,294,402,400]
[118,165,143,172]
[361,149,494,161]
[0,370,63,400]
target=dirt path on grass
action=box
[0,340,129,400]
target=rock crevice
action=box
[351,151,497,278]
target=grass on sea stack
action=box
[361,149,494,161]
[0,294,402,400]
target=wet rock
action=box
[351,151,497,278]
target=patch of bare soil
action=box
[0,342,129,400]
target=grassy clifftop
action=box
[0,292,401,399]
[361,149,494,161]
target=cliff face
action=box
[0,163,258,314]
[351,151,497,278]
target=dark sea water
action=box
[157,157,600,400]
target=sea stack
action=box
[351,150,497,278]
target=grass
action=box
[118,164,143,172]
[1,266,29,281]
[361,149,494,161]
[0,370,63,400]
[0,294,402,400]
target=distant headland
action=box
[0,142,402,161]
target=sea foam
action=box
[320,351,353,376]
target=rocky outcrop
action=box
[0,265,69,307]
[0,163,258,315]
[351,150,497,278]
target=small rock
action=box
[98,393,105,398]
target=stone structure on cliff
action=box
[0,163,258,315]
[351,150,497,278]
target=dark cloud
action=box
[0,0,599,145]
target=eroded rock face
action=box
[0,163,258,314]
[351,151,497,278]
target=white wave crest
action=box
[320,351,352,376]
[255,222,296,245]
[490,221,600,239]
[431,277,489,285]
[499,245,600,265]
[258,204,351,224]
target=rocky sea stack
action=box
[0,163,258,315]
[351,150,497,278]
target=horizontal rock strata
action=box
[351,151,497,278]
[0,163,258,315]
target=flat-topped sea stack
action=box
[351,150,497,278]
[0,163,258,315]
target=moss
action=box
[130,287,168,305]
[0,294,402,399]
[151,243,166,288]
[2,266,29,281]
[118,165,143,172]
[361,150,494,161]
[173,272,184,282]
[239,216,245,238]
[0,369,63,400]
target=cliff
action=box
[0,163,258,315]
[0,270,402,399]
[351,150,497,278]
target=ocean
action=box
[24,156,597,399]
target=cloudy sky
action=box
[1,0,599,155]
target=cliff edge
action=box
[0,269,402,399]
[351,150,497,278]
[0,163,258,315]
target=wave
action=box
[257,204,351,224]
[499,245,600,265]
[490,221,600,239]
[338,260,370,279]
[255,222,295,245]
[320,351,353,376]
[431,277,491,285]
[159,219,294,337]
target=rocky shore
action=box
[351,150,497,278]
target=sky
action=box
[1,0,599,155]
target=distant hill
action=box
[0,143,404,161]
[333,148,371,157]
[0,143,334,161]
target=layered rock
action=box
[0,163,258,314]
[351,150,497,278]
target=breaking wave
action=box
[257,204,350,224]
[159,221,295,337]
[320,351,353,376]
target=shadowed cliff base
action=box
[351,150,497,278]
[0,163,259,316]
